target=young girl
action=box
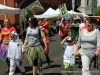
[7,31,25,75]
[61,36,76,75]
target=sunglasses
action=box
[11,36,15,39]
[67,41,72,42]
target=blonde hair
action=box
[3,18,11,27]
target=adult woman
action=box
[22,17,48,75]
[59,18,70,41]
[0,18,16,73]
[74,17,100,75]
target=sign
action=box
[58,3,70,20]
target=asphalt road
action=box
[0,34,100,75]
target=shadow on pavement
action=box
[11,66,32,73]
[50,39,56,42]
[43,60,54,64]
[15,67,21,73]
[44,73,62,75]
[24,66,33,72]
[43,64,61,69]
[25,73,33,75]
[26,73,62,75]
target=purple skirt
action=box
[0,44,8,60]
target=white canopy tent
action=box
[34,7,60,18]
[0,4,20,15]
[56,8,88,18]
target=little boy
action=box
[7,31,25,75]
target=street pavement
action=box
[0,34,100,75]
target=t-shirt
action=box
[1,27,16,45]
[26,26,43,46]
[60,23,70,36]
[56,20,60,27]
[38,21,44,26]
[79,23,86,30]
[77,29,100,54]
[63,43,76,64]
[43,21,49,33]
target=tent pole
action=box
[4,0,7,18]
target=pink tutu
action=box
[0,44,8,60]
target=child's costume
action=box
[7,31,25,75]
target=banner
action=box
[26,0,44,11]
[72,0,75,11]
[58,3,70,20]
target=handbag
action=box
[89,55,98,69]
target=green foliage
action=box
[94,6,100,16]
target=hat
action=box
[10,31,18,35]
[74,16,81,20]
[9,31,19,41]
[66,37,73,42]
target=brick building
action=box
[0,0,22,24]
[0,0,80,24]
[20,0,80,11]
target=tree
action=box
[94,6,100,16]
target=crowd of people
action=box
[0,16,100,75]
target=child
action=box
[61,36,76,75]
[7,31,25,75]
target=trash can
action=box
[95,26,100,31]
[70,25,79,41]
[70,25,100,42]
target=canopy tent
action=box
[56,8,88,18]
[0,4,20,15]
[34,7,60,18]
[55,8,60,14]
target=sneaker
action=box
[39,70,44,75]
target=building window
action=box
[87,0,89,6]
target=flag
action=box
[26,0,44,11]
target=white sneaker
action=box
[39,70,44,75]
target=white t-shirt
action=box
[79,23,86,30]
[63,43,76,64]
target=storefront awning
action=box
[26,0,44,12]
